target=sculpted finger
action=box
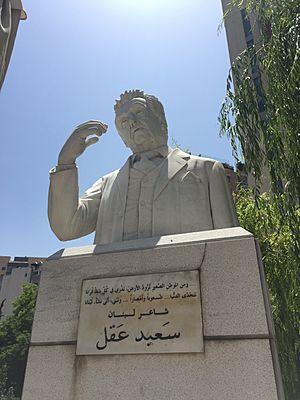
[75,122,108,138]
[85,136,99,148]
[88,123,107,134]
[74,127,99,139]
[97,122,108,133]
[76,120,107,130]
[87,121,108,134]
[75,120,99,129]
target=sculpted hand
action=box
[58,120,108,165]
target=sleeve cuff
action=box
[49,163,77,174]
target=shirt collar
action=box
[131,145,170,164]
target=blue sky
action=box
[0,0,233,257]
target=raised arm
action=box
[48,120,107,241]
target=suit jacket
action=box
[48,147,238,244]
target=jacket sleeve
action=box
[48,166,103,241]
[208,161,239,229]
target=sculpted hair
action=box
[114,90,168,134]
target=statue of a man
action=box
[48,90,238,244]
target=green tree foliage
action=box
[0,284,38,397]
[219,0,300,256]
[219,1,300,398]
[0,366,15,400]
[219,0,300,201]
[235,190,300,399]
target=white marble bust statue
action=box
[48,90,238,244]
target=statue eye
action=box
[136,109,144,115]
[121,119,127,126]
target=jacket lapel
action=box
[115,158,130,214]
[154,148,189,200]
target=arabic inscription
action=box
[76,270,203,355]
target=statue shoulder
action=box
[102,168,120,181]
[171,148,220,168]
[194,155,221,166]
[186,154,225,177]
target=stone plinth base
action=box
[22,228,284,400]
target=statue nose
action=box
[128,115,137,127]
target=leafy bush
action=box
[235,189,300,399]
[0,284,37,397]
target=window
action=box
[241,9,252,38]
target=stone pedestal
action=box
[22,227,284,399]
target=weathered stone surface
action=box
[31,228,268,344]
[22,228,281,400]
[22,340,278,400]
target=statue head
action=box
[114,90,168,153]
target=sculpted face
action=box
[115,97,167,153]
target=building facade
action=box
[0,256,45,319]
[220,0,271,193]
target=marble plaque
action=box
[77,270,203,355]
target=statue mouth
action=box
[132,127,143,134]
